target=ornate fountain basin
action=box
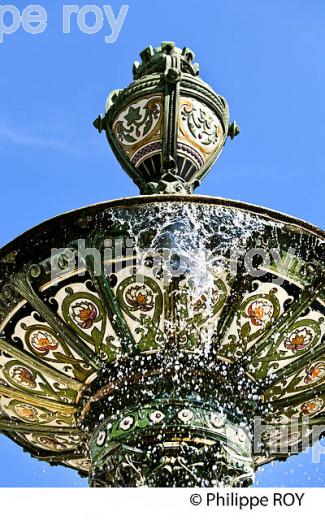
[0,195,324,486]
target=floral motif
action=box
[304,362,325,384]
[11,366,37,389]
[39,436,67,450]
[246,299,273,327]
[15,403,38,422]
[71,301,98,329]
[149,410,165,424]
[180,98,222,149]
[178,409,194,423]
[125,285,154,312]
[300,398,323,416]
[119,416,134,431]
[114,97,162,145]
[30,331,58,354]
[284,327,314,353]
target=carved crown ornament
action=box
[94,42,240,194]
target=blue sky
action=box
[0,0,324,486]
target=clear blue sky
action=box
[0,0,324,486]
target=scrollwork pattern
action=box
[113,97,162,146]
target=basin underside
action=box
[0,195,324,485]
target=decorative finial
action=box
[94,42,239,194]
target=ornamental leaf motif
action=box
[180,98,222,149]
[114,97,162,145]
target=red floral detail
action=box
[125,285,154,312]
[15,404,38,422]
[71,301,98,329]
[11,366,37,389]
[304,362,325,384]
[301,399,323,416]
[284,327,313,353]
[30,331,58,354]
[246,300,273,327]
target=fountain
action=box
[0,42,324,487]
